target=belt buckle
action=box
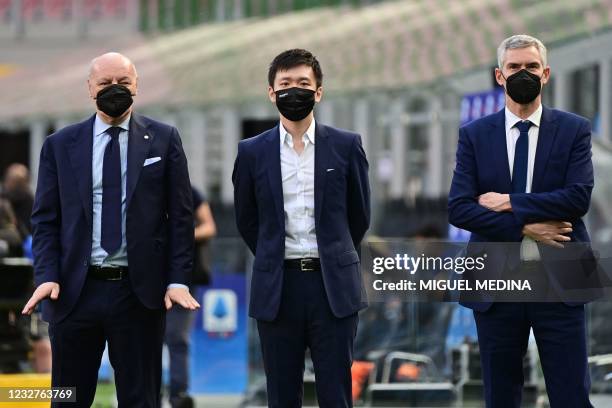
[108,269,122,281]
[300,259,314,272]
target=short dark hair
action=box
[268,49,323,88]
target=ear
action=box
[87,79,95,99]
[494,67,505,87]
[541,66,551,85]
[315,86,323,103]
[268,86,276,103]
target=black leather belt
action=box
[88,265,129,280]
[284,258,321,272]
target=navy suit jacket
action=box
[448,107,595,311]
[232,123,370,321]
[31,113,194,323]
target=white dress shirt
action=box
[91,114,129,266]
[505,104,542,261]
[280,119,319,259]
[91,114,186,290]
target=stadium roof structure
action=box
[1,0,611,122]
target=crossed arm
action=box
[448,122,593,246]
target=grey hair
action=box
[497,34,547,68]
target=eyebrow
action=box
[97,76,132,82]
[507,61,541,66]
[278,76,312,82]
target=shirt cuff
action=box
[167,283,189,290]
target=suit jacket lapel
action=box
[126,113,153,208]
[265,126,285,228]
[489,109,512,193]
[314,123,329,225]
[532,106,558,193]
[67,115,95,229]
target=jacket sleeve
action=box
[165,127,194,286]
[31,137,61,286]
[448,127,524,241]
[232,141,259,255]
[509,119,593,223]
[347,134,371,249]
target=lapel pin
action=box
[144,135,149,140]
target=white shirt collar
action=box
[279,118,316,148]
[505,104,542,133]
[94,113,131,137]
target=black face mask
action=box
[503,69,542,105]
[274,87,316,122]
[95,84,133,118]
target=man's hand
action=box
[164,287,200,310]
[522,221,573,248]
[22,282,60,315]
[478,192,512,212]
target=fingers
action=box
[548,220,572,228]
[190,296,201,310]
[537,231,571,248]
[536,233,571,244]
[477,193,509,212]
[477,193,490,204]
[50,284,60,300]
[22,295,39,315]
[22,283,59,315]
[542,239,565,249]
[166,290,201,310]
[178,294,200,310]
[164,294,173,310]
[23,291,44,315]
[555,234,571,241]
[182,301,196,310]
[177,296,192,309]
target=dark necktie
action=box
[511,121,532,193]
[101,126,123,255]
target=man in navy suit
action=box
[449,35,594,407]
[233,49,370,407]
[22,52,200,407]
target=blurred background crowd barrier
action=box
[2,0,612,406]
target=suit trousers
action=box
[49,276,165,408]
[257,265,358,408]
[473,264,592,408]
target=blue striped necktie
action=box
[511,120,532,193]
[101,126,123,255]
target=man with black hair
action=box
[233,49,370,407]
